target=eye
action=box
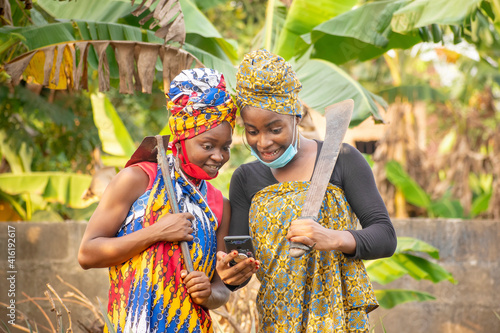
[202,144,213,151]
[271,128,282,134]
[223,145,231,152]
[246,129,258,136]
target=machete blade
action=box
[289,99,354,258]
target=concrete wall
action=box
[370,219,500,333]
[0,219,499,332]
[0,222,108,332]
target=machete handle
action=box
[155,135,195,273]
[289,242,314,258]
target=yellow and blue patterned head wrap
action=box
[236,49,302,117]
[167,68,237,144]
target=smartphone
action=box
[224,235,256,266]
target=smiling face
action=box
[179,121,233,178]
[241,106,297,163]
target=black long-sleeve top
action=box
[228,141,397,260]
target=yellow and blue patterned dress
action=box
[249,181,378,333]
[106,155,219,333]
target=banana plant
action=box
[365,236,456,309]
[385,160,492,218]
[0,130,97,221]
[2,0,493,126]
[0,0,238,92]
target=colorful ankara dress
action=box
[106,156,221,333]
[249,182,378,333]
[230,49,393,333]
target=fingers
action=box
[182,271,207,286]
[177,213,195,241]
[181,212,195,222]
[288,236,315,248]
[287,218,323,240]
[182,271,211,299]
[216,251,259,286]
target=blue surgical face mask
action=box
[250,118,298,169]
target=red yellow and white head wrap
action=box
[167,68,237,144]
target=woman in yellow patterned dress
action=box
[216,50,397,332]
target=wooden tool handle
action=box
[156,135,194,273]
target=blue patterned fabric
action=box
[249,181,378,332]
[106,155,218,333]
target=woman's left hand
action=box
[286,218,336,251]
[181,270,211,305]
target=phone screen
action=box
[224,236,255,266]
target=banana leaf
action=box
[471,192,492,217]
[302,0,422,65]
[396,237,440,259]
[385,160,431,208]
[274,0,358,59]
[181,0,238,63]
[90,92,136,158]
[374,289,436,309]
[0,172,95,209]
[428,197,464,218]
[366,236,455,285]
[296,58,385,123]
[366,253,457,285]
[378,85,447,104]
[38,0,185,44]
[37,0,135,22]
[391,0,483,32]
[2,27,202,93]
[2,0,237,94]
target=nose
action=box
[211,149,224,162]
[257,133,272,150]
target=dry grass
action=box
[1,275,260,333]
[0,275,104,333]
[211,277,260,333]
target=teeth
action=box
[263,149,279,157]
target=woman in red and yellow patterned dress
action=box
[79,68,256,333]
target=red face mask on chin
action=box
[172,140,218,181]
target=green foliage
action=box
[295,59,386,125]
[203,0,268,59]
[396,236,440,259]
[374,289,436,309]
[391,0,483,31]
[385,160,431,209]
[385,159,492,218]
[366,236,456,309]
[91,93,136,163]
[0,85,99,173]
[37,0,135,22]
[0,172,95,204]
[274,0,358,59]
[305,1,422,64]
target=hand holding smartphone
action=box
[224,235,256,266]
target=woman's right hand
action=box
[216,251,259,287]
[153,212,195,243]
